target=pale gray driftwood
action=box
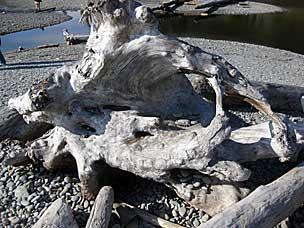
[32,198,79,228]
[198,161,304,228]
[8,0,304,215]
[85,186,114,228]
[63,29,89,45]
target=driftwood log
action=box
[6,0,304,218]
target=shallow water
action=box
[1,1,304,55]
[1,11,90,52]
[159,0,304,54]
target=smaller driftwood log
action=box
[32,198,79,228]
[85,186,114,228]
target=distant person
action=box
[0,38,6,65]
[34,0,42,12]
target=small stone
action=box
[175,119,190,127]
[178,206,187,217]
[84,200,89,209]
[191,120,198,125]
[200,213,209,223]
[21,200,30,206]
[192,218,200,227]
[65,183,72,189]
[19,175,27,182]
[26,205,34,212]
[64,176,72,183]
[14,185,29,201]
[6,181,14,188]
[172,209,178,218]
[164,214,169,220]
[193,181,201,188]
[71,195,79,202]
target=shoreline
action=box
[0,0,285,35]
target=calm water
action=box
[1,11,90,52]
[159,0,304,54]
[1,1,304,54]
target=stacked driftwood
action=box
[2,0,304,227]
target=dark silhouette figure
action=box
[34,0,42,12]
[0,38,6,65]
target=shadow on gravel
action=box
[0,59,75,71]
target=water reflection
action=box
[1,11,89,52]
[159,0,304,54]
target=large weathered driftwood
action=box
[198,161,304,228]
[7,0,304,216]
